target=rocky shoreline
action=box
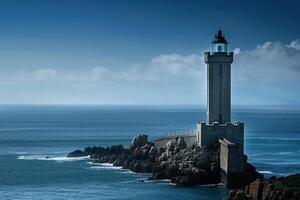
[68,134,261,187]
[225,174,300,200]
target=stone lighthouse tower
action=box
[197,29,245,186]
[206,30,233,124]
[197,29,243,148]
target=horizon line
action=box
[0,103,300,107]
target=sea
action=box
[0,105,300,200]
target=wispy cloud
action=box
[233,40,300,82]
[1,39,299,105]
[9,54,205,84]
[9,39,300,85]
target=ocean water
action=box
[0,105,300,200]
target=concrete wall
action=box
[220,140,229,173]
[197,122,244,148]
[219,139,244,174]
[219,138,244,187]
[154,134,197,149]
[205,52,233,124]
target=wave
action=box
[17,155,90,162]
[247,137,300,141]
[199,183,224,187]
[258,171,284,176]
[250,151,296,156]
[278,152,294,155]
[152,179,172,185]
[117,170,137,174]
[90,165,123,170]
[258,170,274,174]
[249,157,300,166]
[87,162,123,170]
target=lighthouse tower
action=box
[206,30,232,124]
[197,30,245,186]
[197,29,244,148]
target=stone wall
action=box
[154,134,197,149]
[205,52,233,124]
[219,138,244,187]
[197,122,244,148]
[219,138,244,173]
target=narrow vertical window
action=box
[219,64,222,123]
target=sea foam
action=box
[87,162,123,170]
[258,171,285,176]
[17,155,90,162]
[258,170,274,174]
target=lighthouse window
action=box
[218,45,222,52]
[219,114,222,123]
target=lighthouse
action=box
[197,30,245,186]
[154,29,255,187]
[197,29,243,148]
[206,30,233,124]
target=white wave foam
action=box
[252,137,300,141]
[159,179,171,182]
[252,158,300,165]
[150,179,171,184]
[258,170,274,174]
[258,171,285,176]
[87,162,123,170]
[117,170,136,174]
[17,155,90,162]
[278,152,293,155]
[155,179,171,185]
[199,183,224,187]
[251,151,295,156]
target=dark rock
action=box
[249,179,263,200]
[235,191,247,200]
[84,147,92,154]
[129,134,148,150]
[173,173,209,187]
[149,146,158,158]
[68,134,267,189]
[67,149,87,157]
[224,174,300,200]
[110,145,124,154]
[176,136,187,150]
[166,140,175,152]
[227,190,237,200]
[142,161,154,173]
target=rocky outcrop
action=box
[150,140,220,186]
[67,149,87,157]
[68,134,260,187]
[224,174,300,200]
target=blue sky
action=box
[0,0,299,105]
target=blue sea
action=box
[0,105,300,200]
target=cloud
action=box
[2,39,300,105]
[287,39,300,50]
[33,68,58,80]
[7,39,300,86]
[233,48,241,55]
[91,67,112,81]
[233,40,300,82]
[151,54,203,78]
[10,54,204,84]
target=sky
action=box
[0,0,299,105]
